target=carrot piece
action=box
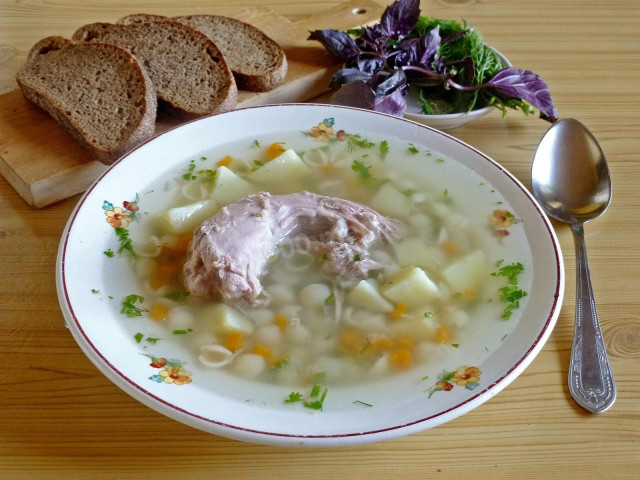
[158,263,178,276]
[389,349,412,369]
[442,240,459,256]
[395,336,415,350]
[252,344,272,358]
[462,288,478,302]
[265,142,286,160]
[225,332,244,352]
[371,336,394,352]
[274,314,287,331]
[339,329,368,355]
[435,325,452,344]
[149,274,167,290]
[390,304,408,320]
[217,155,233,167]
[149,303,170,321]
[176,236,192,253]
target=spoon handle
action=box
[569,223,616,413]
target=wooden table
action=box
[1,0,638,477]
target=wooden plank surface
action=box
[1,0,640,478]
[0,0,383,207]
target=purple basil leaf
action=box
[418,25,441,66]
[373,88,407,116]
[331,68,373,88]
[354,57,384,74]
[379,0,421,39]
[487,67,558,120]
[441,30,466,45]
[373,68,407,96]
[330,81,407,116]
[458,56,475,86]
[390,37,418,67]
[357,24,386,54]
[308,29,360,62]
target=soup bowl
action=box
[56,104,563,447]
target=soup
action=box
[116,119,530,402]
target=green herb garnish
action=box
[490,262,528,319]
[303,388,328,410]
[121,294,147,318]
[353,400,373,407]
[451,343,459,348]
[324,293,334,305]
[252,140,261,148]
[165,291,190,303]
[285,392,303,403]
[379,140,389,160]
[114,227,135,256]
[424,312,434,318]
[146,337,160,344]
[351,160,373,181]
[182,159,197,180]
[353,254,361,262]
[408,144,419,154]
[134,332,144,343]
[103,249,115,258]
[172,329,194,335]
[91,289,100,294]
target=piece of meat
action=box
[183,191,404,306]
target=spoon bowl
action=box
[532,118,616,413]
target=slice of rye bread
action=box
[118,14,287,92]
[15,36,157,165]
[72,21,238,118]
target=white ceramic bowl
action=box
[56,104,563,447]
[403,47,512,130]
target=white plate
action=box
[56,104,563,447]
[403,47,512,130]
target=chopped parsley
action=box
[252,139,261,148]
[114,227,135,256]
[272,358,289,370]
[285,392,303,403]
[353,254,361,262]
[91,289,100,294]
[345,133,376,152]
[436,157,446,163]
[254,160,265,167]
[451,343,460,348]
[490,262,528,319]
[424,312,434,318]
[164,291,190,303]
[121,294,147,318]
[351,160,373,181]
[196,169,217,184]
[103,249,115,258]
[408,144,419,154]
[134,332,144,343]
[146,337,160,344]
[310,384,322,398]
[379,140,389,160]
[172,329,193,335]
[353,400,373,407]
[324,293,334,305]
[304,387,328,410]
[182,159,197,180]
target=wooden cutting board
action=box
[0,0,383,208]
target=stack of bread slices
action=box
[16,14,287,164]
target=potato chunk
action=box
[249,149,309,184]
[393,237,438,270]
[370,182,412,219]
[346,280,394,313]
[211,166,254,207]
[380,266,440,307]
[441,250,487,293]
[201,304,254,335]
[162,199,218,233]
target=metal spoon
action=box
[532,118,616,413]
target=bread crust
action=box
[73,21,238,119]
[16,36,157,165]
[118,13,288,92]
